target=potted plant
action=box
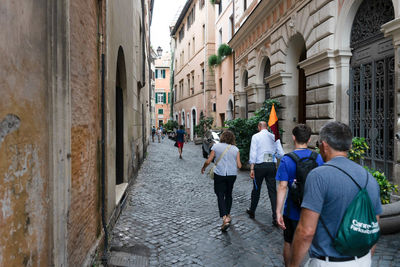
[348,137,400,234]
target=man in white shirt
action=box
[247,121,285,226]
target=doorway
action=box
[116,47,126,186]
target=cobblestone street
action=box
[109,139,400,267]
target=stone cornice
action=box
[298,49,352,76]
[265,72,292,88]
[382,18,400,47]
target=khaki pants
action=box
[305,252,371,267]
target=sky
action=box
[151,0,187,52]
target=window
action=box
[218,29,222,46]
[200,0,205,9]
[187,7,195,30]
[201,67,205,89]
[192,37,195,55]
[158,109,164,114]
[219,78,223,95]
[156,69,165,79]
[212,103,216,112]
[202,24,205,44]
[244,0,247,11]
[156,92,166,103]
[188,42,191,58]
[179,26,185,42]
[229,15,234,40]
[187,76,191,94]
[218,0,222,15]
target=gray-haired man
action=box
[290,122,382,267]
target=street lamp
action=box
[157,46,163,57]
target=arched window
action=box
[263,58,271,100]
[243,70,248,88]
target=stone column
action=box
[234,91,247,118]
[245,84,266,116]
[382,18,400,185]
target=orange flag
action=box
[268,104,280,140]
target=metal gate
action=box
[349,0,395,178]
[350,55,395,177]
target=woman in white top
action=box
[201,130,242,231]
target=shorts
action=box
[177,141,184,148]
[283,215,299,243]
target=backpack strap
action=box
[319,164,369,241]
[285,152,300,163]
[324,164,363,190]
[310,151,318,160]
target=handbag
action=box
[208,145,231,179]
[174,141,178,147]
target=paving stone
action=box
[108,139,400,266]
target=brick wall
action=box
[68,0,102,265]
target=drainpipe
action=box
[203,0,208,115]
[232,0,236,117]
[141,0,146,87]
[98,0,108,264]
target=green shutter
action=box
[158,109,163,114]
[168,92,171,103]
[155,93,158,104]
[163,92,166,103]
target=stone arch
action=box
[226,97,234,120]
[285,33,307,123]
[115,46,127,186]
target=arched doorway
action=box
[286,33,307,124]
[116,47,126,185]
[227,99,234,120]
[191,108,197,139]
[263,58,271,100]
[349,0,395,177]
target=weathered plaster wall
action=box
[68,0,101,265]
[106,0,146,219]
[0,1,49,265]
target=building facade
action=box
[171,0,217,140]
[0,0,153,265]
[229,0,400,183]
[214,0,235,127]
[155,48,172,127]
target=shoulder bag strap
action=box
[214,145,231,167]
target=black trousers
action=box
[249,162,277,221]
[214,173,237,218]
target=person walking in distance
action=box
[151,126,156,142]
[157,127,162,143]
[201,130,242,231]
[247,121,285,226]
[275,124,324,266]
[176,125,186,159]
[290,122,382,267]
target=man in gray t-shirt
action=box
[290,122,382,267]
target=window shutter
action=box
[163,92,166,103]
[168,92,171,103]
[155,70,158,79]
[158,109,163,114]
[155,93,159,104]
[162,69,166,78]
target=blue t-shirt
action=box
[302,156,382,258]
[176,129,185,142]
[275,149,324,221]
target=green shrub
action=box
[365,167,398,204]
[218,44,232,58]
[208,54,221,67]
[348,137,398,204]
[194,114,214,137]
[226,99,282,164]
[348,137,369,162]
[163,120,178,132]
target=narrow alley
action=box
[107,140,400,267]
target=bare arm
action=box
[276,181,288,230]
[201,150,215,174]
[236,151,242,169]
[289,208,320,267]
